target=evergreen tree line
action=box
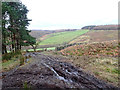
[2,2,36,54]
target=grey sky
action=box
[22,0,119,30]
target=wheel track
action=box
[2,52,118,89]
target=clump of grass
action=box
[94,71,100,76]
[112,68,120,74]
[53,52,58,55]
[2,53,12,61]
[106,48,111,51]
[2,50,22,61]
[106,52,113,55]
[78,54,82,56]
[20,56,25,66]
[70,53,73,55]
[23,81,31,90]
[106,68,111,73]
[2,55,21,72]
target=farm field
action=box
[69,30,118,44]
[30,29,78,40]
[7,47,55,53]
[39,30,89,45]
[25,47,56,51]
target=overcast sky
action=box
[22,0,119,30]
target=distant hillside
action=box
[81,25,96,30]
[30,30,55,39]
[81,25,118,30]
[30,29,78,39]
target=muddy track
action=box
[2,52,117,89]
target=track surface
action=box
[2,52,117,89]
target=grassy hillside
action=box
[61,40,118,57]
[30,29,78,40]
[39,30,89,45]
[69,30,118,44]
[59,40,119,86]
[30,30,56,40]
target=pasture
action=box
[39,30,89,45]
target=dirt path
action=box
[2,52,117,89]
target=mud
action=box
[2,52,117,89]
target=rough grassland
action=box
[69,30,118,44]
[39,30,89,45]
[60,40,119,86]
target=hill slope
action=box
[60,40,118,86]
[69,30,118,44]
[39,30,89,45]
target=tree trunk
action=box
[2,44,7,54]
[31,45,36,52]
[11,33,14,52]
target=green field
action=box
[39,30,89,45]
[26,47,56,51]
[7,47,56,53]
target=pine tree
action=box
[2,2,36,54]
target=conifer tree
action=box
[2,2,36,54]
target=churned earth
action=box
[2,52,117,89]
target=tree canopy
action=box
[2,2,36,54]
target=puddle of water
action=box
[43,63,69,83]
[26,59,29,62]
[65,69,72,75]
[25,53,36,57]
[72,72,78,76]
[56,76,68,82]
